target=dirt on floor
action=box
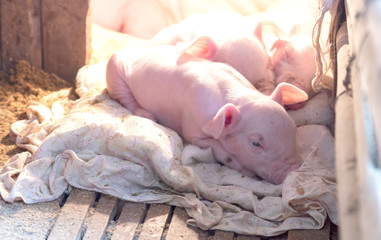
[0,60,76,168]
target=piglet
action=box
[150,10,275,95]
[106,44,308,184]
[270,34,316,110]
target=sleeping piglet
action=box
[150,10,275,95]
[270,34,317,110]
[106,43,308,184]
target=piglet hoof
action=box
[134,108,157,122]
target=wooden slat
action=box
[48,188,95,240]
[236,234,261,240]
[345,1,381,239]
[269,232,288,240]
[0,0,42,71]
[334,20,358,240]
[166,207,209,240]
[82,194,118,240]
[287,220,330,240]
[111,202,146,240]
[41,0,91,82]
[213,230,234,240]
[139,204,171,240]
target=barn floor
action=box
[0,60,339,240]
[0,188,338,240]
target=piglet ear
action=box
[271,82,308,105]
[181,36,217,60]
[254,22,263,42]
[254,22,268,50]
[270,39,289,51]
[202,103,241,139]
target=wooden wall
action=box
[0,0,91,82]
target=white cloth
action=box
[0,63,337,236]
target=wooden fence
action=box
[0,0,91,82]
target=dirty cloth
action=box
[0,64,337,236]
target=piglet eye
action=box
[252,141,262,148]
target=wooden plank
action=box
[236,234,261,240]
[82,194,118,240]
[287,219,330,240]
[41,0,91,82]
[111,202,146,240]
[334,20,359,240]
[213,230,234,240]
[139,204,171,240]
[0,0,42,71]
[346,1,381,239]
[269,232,288,240]
[48,188,95,240]
[166,207,209,240]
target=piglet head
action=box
[201,84,306,184]
[271,35,316,109]
[181,35,275,94]
[218,36,275,94]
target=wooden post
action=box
[0,0,42,71]
[41,0,92,82]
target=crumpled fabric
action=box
[0,64,337,236]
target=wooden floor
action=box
[45,188,338,240]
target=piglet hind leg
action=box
[108,82,156,121]
[106,53,157,122]
[132,108,157,121]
